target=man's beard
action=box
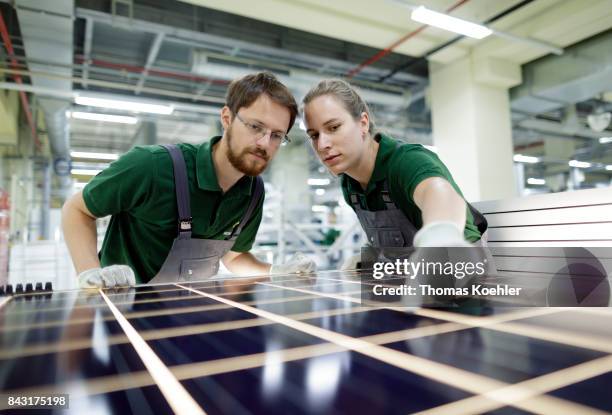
[226,125,269,176]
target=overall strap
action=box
[348,192,362,210]
[348,180,398,211]
[228,176,264,240]
[161,144,192,239]
[379,140,402,210]
[380,180,400,210]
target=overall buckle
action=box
[179,217,193,231]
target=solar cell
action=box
[0,270,610,414]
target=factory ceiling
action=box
[1,0,611,186]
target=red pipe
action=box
[346,0,470,78]
[0,11,41,151]
[74,55,230,86]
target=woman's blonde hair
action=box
[303,79,376,134]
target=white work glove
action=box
[341,254,361,271]
[78,265,136,289]
[409,222,491,307]
[413,221,470,247]
[269,252,317,275]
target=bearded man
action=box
[62,72,316,287]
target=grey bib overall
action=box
[348,180,489,248]
[148,144,263,284]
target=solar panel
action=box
[1,271,611,414]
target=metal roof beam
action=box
[75,7,426,85]
[81,17,94,88]
[134,32,165,95]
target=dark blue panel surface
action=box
[549,372,612,412]
[68,385,173,415]
[3,292,105,313]
[183,351,471,415]
[488,406,534,414]
[128,306,257,331]
[249,287,328,302]
[302,309,444,337]
[0,318,123,350]
[255,298,360,315]
[385,327,605,383]
[1,282,609,414]
[0,311,90,330]
[1,342,146,390]
[148,323,324,366]
[107,296,222,315]
[112,289,196,301]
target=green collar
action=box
[196,135,253,196]
[345,132,397,195]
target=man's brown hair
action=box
[226,72,298,132]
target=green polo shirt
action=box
[341,133,481,243]
[82,136,264,283]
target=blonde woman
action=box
[302,79,488,270]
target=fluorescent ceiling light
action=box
[71,162,110,171]
[513,154,540,163]
[411,6,493,39]
[569,160,591,168]
[71,168,103,176]
[70,111,138,124]
[315,188,326,196]
[606,165,612,171]
[599,136,612,144]
[311,205,328,212]
[74,96,174,115]
[70,151,120,161]
[527,178,546,185]
[308,178,331,186]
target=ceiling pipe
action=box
[0,81,224,117]
[378,0,536,82]
[352,0,562,80]
[75,7,425,86]
[0,66,227,104]
[73,55,230,86]
[2,57,412,109]
[5,51,408,97]
[346,0,470,78]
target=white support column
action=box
[269,141,311,262]
[270,142,311,220]
[545,138,575,191]
[513,162,525,195]
[429,55,520,201]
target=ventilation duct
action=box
[15,0,74,194]
[511,29,612,116]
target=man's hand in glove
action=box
[270,252,316,275]
[78,265,136,289]
[408,222,489,306]
[341,254,361,271]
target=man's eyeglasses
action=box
[235,113,290,144]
